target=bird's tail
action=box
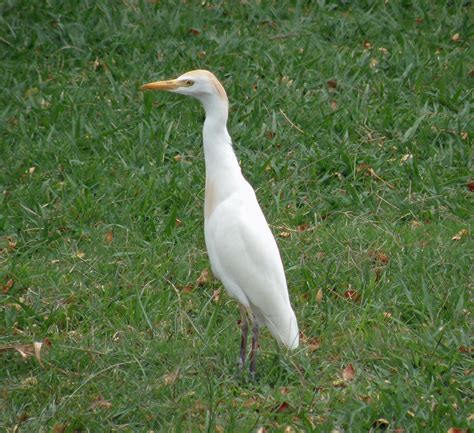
[265,308,299,350]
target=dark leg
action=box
[239,305,249,372]
[249,321,260,377]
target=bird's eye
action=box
[185,80,194,86]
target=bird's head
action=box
[141,69,228,108]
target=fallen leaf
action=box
[451,229,468,241]
[469,69,474,78]
[196,268,210,286]
[265,131,276,140]
[278,231,291,238]
[29,167,36,175]
[21,376,38,386]
[400,153,413,164]
[297,223,309,232]
[316,288,323,304]
[163,369,179,385]
[181,284,193,294]
[451,33,460,42]
[189,28,201,36]
[411,220,422,229]
[284,426,296,433]
[274,401,290,413]
[211,289,221,303]
[459,346,472,354]
[175,218,182,227]
[460,131,468,140]
[89,396,112,410]
[342,363,356,381]
[93,57,100,71]
[330,100,338,110]
[197,50,206,59]
[378,47,389,55]
[467,181,474,192]
[447,429,468,433]
[2,278,14,294]
[75,251,85,259]
[327,79,338,89]
[415,17,423,24]
[372,418,390,430]
[256,428,267,433]
[363,40,373,49]
[308,337,321,352]
[0,342,45,365]
[173,154,182,162]
[392,429,405,433]
[344,290,360,303]
[370,58,379,68]
[52,424,67,433]
[104,231,113,244]
[383,311,392,319]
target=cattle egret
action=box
[141,70,299,375]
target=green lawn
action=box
[1,1,472,432]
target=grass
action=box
[0,0,472,431]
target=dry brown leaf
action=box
[196,268,210,286]
[211,289,221,303]
[197,50,206,59]
[274,401,290,413]
[75,251,85,259]
[265,131,276,140]
[330,100,338,110]
[460,131,468,140]
[411,220,422,229]
[327,79,338,89]
[0,342,45,365]
[363,40,373,49]
[316,288,323,304]
[104,231,113,244]
[342,363,356,381]
[52,424,67,433]
[189,28,201,36]
[89,396,112,411]
[466,181,474,192]
[400,153,413,164]
[181,284,193,294]
[163,368,179,385]
[278,231,291,238]
[2,278,14,294]
[308,337,321,352]
[447,429,468,433]
[383,311,392,319]
[370,58,379,68]
[451,33,460,42]
[372,418,390,430]
[344,290,360,303]
[452,229,468,241]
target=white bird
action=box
[141,70,298,375]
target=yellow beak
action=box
[140,79,184,91]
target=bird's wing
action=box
[205,183,298,347]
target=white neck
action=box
[200,95,240,177]
[199,94,245,220]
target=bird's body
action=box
[141,70,298,373]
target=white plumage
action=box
[141,70,298,374]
